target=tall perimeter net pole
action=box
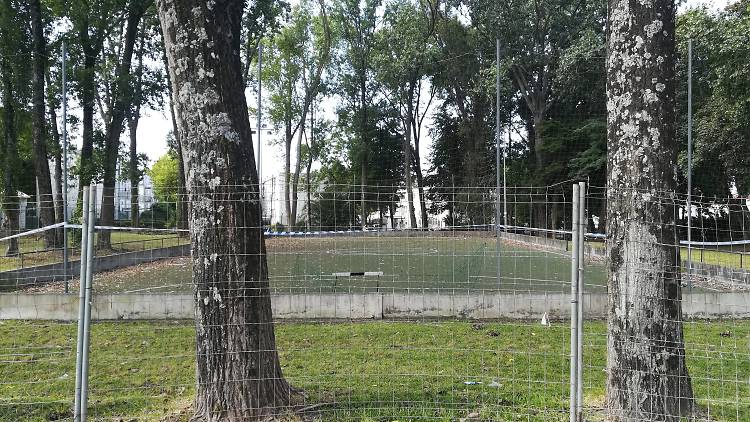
[257,43,263,213]
[687,38,693,288]
[62,40,69,294]
[495,38,502,287]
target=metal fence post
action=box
[80,184,97,422]
[569,184,580,422]
[73,186,89,421]
[577,181,586,419]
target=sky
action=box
[109,0,733,183]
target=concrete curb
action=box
[2,291,747,320]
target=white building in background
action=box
[50,171,156,222]
[261,173,444,231]
[0,191,32,229]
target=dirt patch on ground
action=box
[19,257,191,294]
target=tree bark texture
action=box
[29,0,58,248]
[605,1,694,420]
[157,1,294,420]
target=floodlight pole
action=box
[495,39,502,288]
[687,39,693,288]
[62,40,69,294]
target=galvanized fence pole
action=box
[569,183,580,422]
[495,38,502,288]
[73,186,90,422]
[62,40,69,294]
[576,181,586,419]
[80,184,97,422]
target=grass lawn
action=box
[0,319,747,421]
[585,241,748,270]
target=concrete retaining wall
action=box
[2,291,747,320]
[0,244,190,289]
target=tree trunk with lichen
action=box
[605,1,694,421]
[157,0,295,420]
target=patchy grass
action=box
[18,236,609,295]
[686,247,749,270]
[0,319,747,421]
[0,232,188,272]
[580,241,747,270]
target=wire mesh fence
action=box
[0,183,748,421]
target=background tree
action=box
[97,0,150,248]
[148,153,178,202]
[333,0,379,228]
[674,2,750,241]
[29,0,58,248]
[240,0,289,86]
[0,0,33,256]
[68,0,121,212]
[605,0,694,420]
[266,0,331,228]
[427,10,496,225]
[373,0,436,228]
[44,41,67,235]
[157,0,296,419]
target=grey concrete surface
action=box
[2,291,747,320]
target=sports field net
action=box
[0,183,748,421]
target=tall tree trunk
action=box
[290,128,304,229]
[306,103,314,231]
[284,123,292,227]
[404,83,417,229]
[158,2,294,420]
[413,149,428,229]
[359,55,368,230]
[129,28,145,228]
[605,1,693,420]
[128,116,139,226]
[99,0,147,248]
[305,159,312,230]
[160,36,188,231]
[409,90,428,229]
[30,0,58,248]
[532,113,545,173]
[388,201,396,230]
[77,26,99,213]
[49,103,65,246]
[2,58,19,256]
